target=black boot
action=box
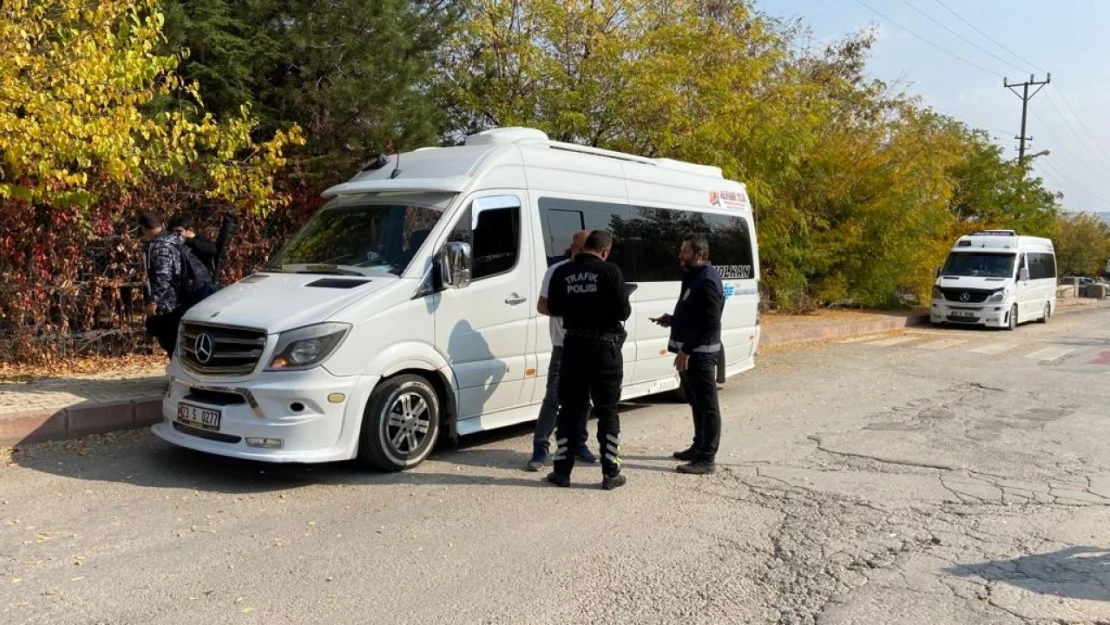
[672,446,697,462]
[546,472,570,487]
[601,473,626,490]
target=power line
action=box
[926,0,1110,176]
[1032,147,1110,208]
[853,0,1006,78]
[1040,91,1110,172]
[930,0,1047,73]
[1051,89,1110,165]
[900,0,1030,75]
[1027,108,1110,182]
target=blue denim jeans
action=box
[534,345,590,450]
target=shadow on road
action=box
[9,402,656,494]
[946,546,1110,602]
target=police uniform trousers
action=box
[552,335,623,477]
[679,351,721,463]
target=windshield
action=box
[269,202,444,276]
[941,252,1016,278]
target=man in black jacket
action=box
[169,214,219,277]
[652,233,725,474]
[545,230,631,490]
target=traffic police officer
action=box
[545,230,631,490]
[652,233,725,475]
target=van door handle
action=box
[505,293,527,305]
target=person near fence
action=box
[169,214,219,277]
[169,210,239,282]
[139,212,216,358]
[651,233,725,475]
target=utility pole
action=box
[1004,73,1051,165]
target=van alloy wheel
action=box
[359,374,440,471]
[1040,302,1051,324]
[1007,304,1018,331]
[386,392,432,454]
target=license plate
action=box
[951,311,977,318]
[177,402,221,431]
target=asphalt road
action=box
[3,306,1110,625]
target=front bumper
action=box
[930,299,1010,327]
[152,363,378,463]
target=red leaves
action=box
[1,176,311,364]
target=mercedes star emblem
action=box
[959,292,971,302]
[195,332,215,364]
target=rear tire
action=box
[358,374,441,472]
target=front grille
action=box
[183,388,247,406]
[946,314,982,323]
[180,322,268,376]
[938,287,994,303]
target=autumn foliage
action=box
[0,0,1101,365]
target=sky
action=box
[755,0,1110,215]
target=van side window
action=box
[447,204,521,280]
[626,208,755,282]
[536,196,756,282]
[537,196,631,270]
[1027,252,1056,280]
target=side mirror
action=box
[438,242,472,289]
[471,195,521,229]
[1020,267,1030,282]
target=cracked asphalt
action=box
[2,305,1109,625]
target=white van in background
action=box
[152,127,761,471]
[930,230,1056,330]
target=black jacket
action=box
[668,263,724,355]
[185,237,218,276]
[547,252,631,339]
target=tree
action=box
[161,0,462,177]
[1055,212,1110,277]
[0,0,303,212]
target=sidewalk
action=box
[1,297,1105,448]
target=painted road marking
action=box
[1023,346,1075,362]
[969,342,1019,355]
[1090,350,1110,365]
[914,339,969,351]
[867,336,920,347]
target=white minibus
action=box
[930,230,1056,330]
[152,127,761,471]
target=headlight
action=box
[986,288,1009,303]
[266,322,351,371]
[931,286,944,300]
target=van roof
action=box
[951,231,1054,252]
[321,127,740,201]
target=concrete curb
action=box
[758,311,930,349]
[2,300,1105,448]
[1,399,163,448]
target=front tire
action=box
[1006,304,1018,331]
[358,374,441,472]
[1039,302,1051,324]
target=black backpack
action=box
[175,241,216,310]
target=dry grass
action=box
[0,354,166,383]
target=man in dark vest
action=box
[652,233,725,474]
